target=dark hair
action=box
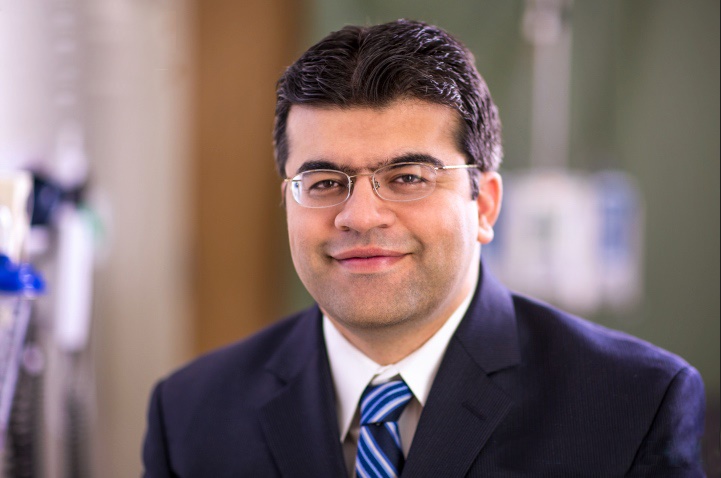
[273,19,502,196]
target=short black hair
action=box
[273,19,502,196]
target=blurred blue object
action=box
[0,255,45,295]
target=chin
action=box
[319,292,429,330]
[331,312,413,332]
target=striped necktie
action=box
[355,379,413,478]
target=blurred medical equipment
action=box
[0,172,45,476]
[484,0,644,316]
[1,1,97,476]
[0,169,96,478]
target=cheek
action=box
[286,211,307,259]
[286,209,330,262]
[287,223,315,283]
[417,199,478,245]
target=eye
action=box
[300,171,349,197]
[309,179,343,190]
[390,173,425,185]
[384,164,433,185]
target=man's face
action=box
[284,99,500,335]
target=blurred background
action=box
[0,0,718,476]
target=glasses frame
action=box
[283,162,481,208]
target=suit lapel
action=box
[258,307,347,478]
[403,263,521,477]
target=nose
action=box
[334,175,395,233]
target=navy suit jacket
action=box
[143,263,705,477]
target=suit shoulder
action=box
[511,294,694,381]
[159,305,319,394]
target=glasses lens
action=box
[292,170,350,207]
[375,163,437,201]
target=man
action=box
[143,20,705,477]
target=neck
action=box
[328,314,446,365]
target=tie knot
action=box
[359,379,412,425]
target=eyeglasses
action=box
[283,162,480,208]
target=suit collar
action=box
[455,261,521,374]
[264,305,323,383]
[259,306,348,478]
[403,261,520,477]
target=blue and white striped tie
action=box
[355,379,413,478]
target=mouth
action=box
[330,248,408,273]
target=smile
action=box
[331,248,408,273]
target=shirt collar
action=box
[323,279,477,441]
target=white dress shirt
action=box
[323,279,477,476]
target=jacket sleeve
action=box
[626,366,706,477]
[142,380,176,478]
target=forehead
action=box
[284,99,464,175]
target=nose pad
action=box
[335,174,393,232]
[347,173,381,200]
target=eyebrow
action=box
[293,153,445,176]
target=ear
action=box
[476,172,502,244]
